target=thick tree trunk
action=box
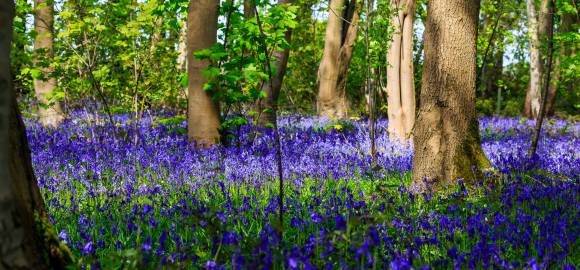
[412,0,490,192]
[317,0,360,118]
[256,0,294,125]
[33,0,63,127]
[187,0,220,146]
[0,2,73,268]
[386,0,416,141]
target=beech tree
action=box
[523,0,551,118]
[33,0,63,127]
[317,0,361,118]
[187,0,220,146]
[0,1,72,268]
[385,0,416,141]
[412,0,490,192]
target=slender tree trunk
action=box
[529,0,554,158]
[187,0,220,146]
[386,0,416,141]
[317,0,361,118]
[151,17,163,50]
[177,22,188,100]
[0,2,73,268]
[524,0,550,119]
[33,0,63,127]
[243,0,255,18]
[412,0,490,192]
[256,0,294,125]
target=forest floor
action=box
[27,114,579,269]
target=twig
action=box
[252,1,285,248]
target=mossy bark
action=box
[411,0,490,193]
[34,212,75,269]
[0,2,73,268]
[451,119,491,185]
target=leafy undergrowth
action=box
[27,115,579,269]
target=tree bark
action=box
[187,0,220,146]
[243,0,255,18]
[33,0,63,127]
[386,0,416,141]
[529,0,554,159]
[1,2,73,268]
[256,0,294,125]
[177,22,188,100]
[412,0,490,192]
[317,0,361,118]
[523,0,550,119]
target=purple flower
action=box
[288,257,298,269]
[58,230,68,244]
[206,260,217,269]
[310,212,321,223]
[216,212,226,223]
[82,241,94,256]
[142,236,152,253]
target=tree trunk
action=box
[529,0,554,159]
[523,0,549,119]
[256,0,294,125]
[187,0,220,146]
[386,0,416,141]
[243,0,255,18]
[412,0,490,192]
[0,2,73,268]
[151,17,163,50]
[177,22,188,100]
[317,0,361,118]
[33,0,63,127]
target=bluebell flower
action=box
[58,230,68,244]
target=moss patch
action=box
[452,119,492,186]
[34,211,74,269]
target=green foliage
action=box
[348,0,395,114]
[280,0,325,113]
[10,0,578,123]
[194,0,298,133]
[11,0,33,97]
[14,0,186,118]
